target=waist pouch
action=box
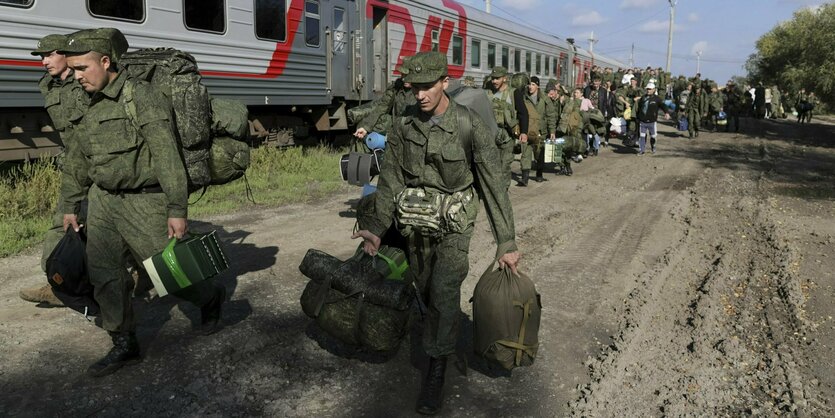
[395,187,474,236]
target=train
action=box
[0,0,624,160]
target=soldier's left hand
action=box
[498,251,521,276]
[519,133,528,144]
[168,217,188,239]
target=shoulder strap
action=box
[455,103,474,166]
[122,80,140,131]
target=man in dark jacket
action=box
[636,83,672,155]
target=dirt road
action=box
[1,117,833,417]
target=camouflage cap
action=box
[31,34,68,56]
[402,51,447,84]
[490,66,508,78]
[546,80,557,92]
[397,55,412,76]
[61,28,129,62]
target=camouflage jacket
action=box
[486,87,518,130]
[60,70,188,218]
[687,93,709,116]
[358,79,415,132]
[366,95,517,257]
[39,71,88,141]
[523,90,555,136]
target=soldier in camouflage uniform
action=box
[60,28,225,377]
[19,34,89,306]
[517,76,556,185]
[352,52,520,415]
[485,66,521,187]
[352,57,417,145]
[686,85,708,138]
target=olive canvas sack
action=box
[471,257,541,370]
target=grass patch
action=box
[189,145,352,217]
[0,158,60,257]
[0,146,352,257]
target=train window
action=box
[431,30,440,52]
[501,46,508,69]
[513,50,520,73]
[184,0,225,33]
[471,39,481,68]
[545,56,550,76]
[451,35,463,66]
[525,51,531,73]
[88,0,144,22]
[255,0,287,42]
[487,43,495,69]
[305,0,320,47]
[536,53,541,75]
[333,7,346,54]
[0,0,33,7]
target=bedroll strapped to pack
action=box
[471,245,541,370]
[121,47,212,191]
[210,98,249,140]
[299,248,414,351]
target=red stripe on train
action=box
[0,59,42,67]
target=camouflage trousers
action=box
[497,130,515,187]
[408,227,473,357]
[86,185,216,333]
[687,111,702,135]
[519,136,544,172]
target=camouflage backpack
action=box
[121,48,213,192]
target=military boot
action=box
[564,161,573,176]
[19,284,64,307]
[515,170,530,187]
[200,286,226,336]
[534,169,547,182]
[416,356,447,415]
[87,332,141,377]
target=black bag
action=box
[45,229,99,316]
[299,249,414,352]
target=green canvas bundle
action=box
[209,136,250,185]
[143,231,229,297]
[299,248,413,352]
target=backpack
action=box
[471,256,541,370]
[46,228,100,317]
[121,48,212,192]
[210,98,249,140]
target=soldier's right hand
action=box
[353,127,368,138]
[351,230,381,256]
[63,214,80,232]
[519,133,528,144]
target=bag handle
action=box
[161,238,191,289]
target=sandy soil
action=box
[1,116,833,417]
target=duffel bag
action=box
[299,248,414,352]
[471,251,541,370]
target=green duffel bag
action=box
[210,98,249,140]
[299,248,414,352]
[471,249,541,370]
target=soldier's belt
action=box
[102,184,163,195]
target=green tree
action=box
[746,4,835,110]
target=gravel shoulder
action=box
[1,117,833,417]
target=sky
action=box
[454,0,829,83]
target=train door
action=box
[328,4,351,98]
[371,5,388,93]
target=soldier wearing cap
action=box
[59,28,225,377]
[518,76,555,184]
[485,66,526,187]
[352,56,417,142]
[352,51,520,415]
[19,34,92,307]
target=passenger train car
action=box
[0,0,624,160]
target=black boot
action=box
[416,356,447,415]
[87,332,141,377]
[516,170,529,187]
[200,286,226,335]
[564,161,573,176]
[534,169,546,182]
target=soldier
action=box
[60,28,225,377]
[624,76,642,146]
[556,88,587,175]
[352,57,416,145]
[723,81,743,132]
[352,51,520,415]
[486,66,526,187]
[518,76,555,185]
[707,83,725,132]
[19,34,88,307]
[686,85,708,138]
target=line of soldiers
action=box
[21,29,226,378]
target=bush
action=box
[0,158,60,257]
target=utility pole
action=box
[666,0,677,73]
[588,31,598,54]
[630,43,635,67]
[485,0,491,14]
[696,50,702,74]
